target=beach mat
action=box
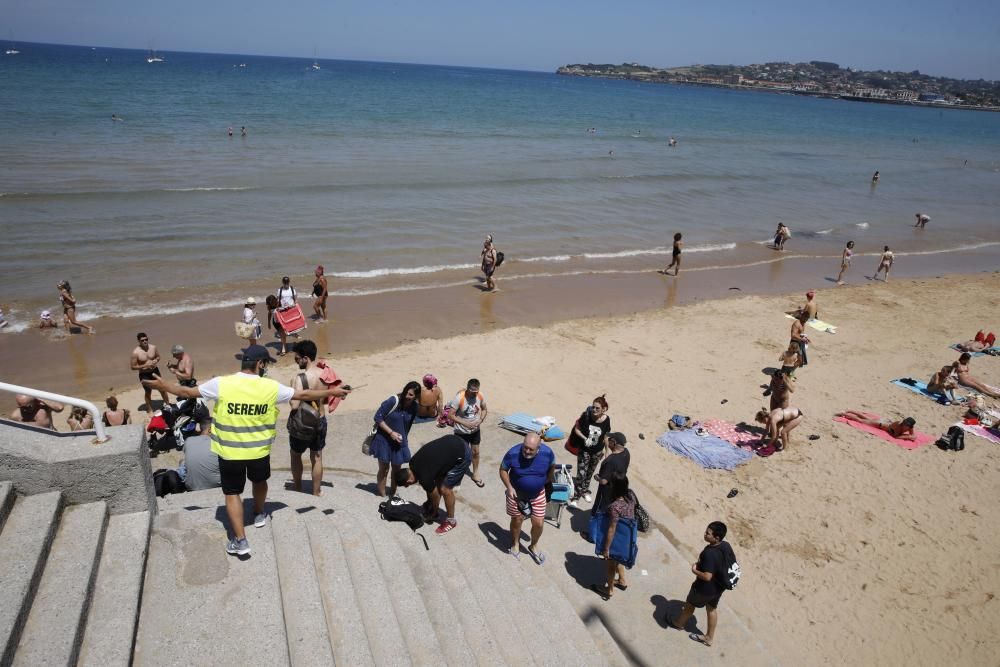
[785,313,837,334]
[498,412,565,440]
[955,422,1000,445]
[656,429,754,470]
[701,419,762,447]
[949,343,1000,357]
[890,378,960,405]
[833,415,935,450]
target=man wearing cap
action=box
[499,432,555,564]
[167,344,196,388]
[38,310,58,329]
[131,332,168,416]
[592,432,630,514]
[143,345,352,556]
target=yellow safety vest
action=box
[210,373,280,460]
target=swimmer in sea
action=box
[872,245,894,282]
[871,170,880,184]
[608,150,614,157]
[660,233,683,276]
[111,114,123,122]
[241,126,247,137]
[228,126,233,137]
[668,136,677,146]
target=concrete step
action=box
[0,482,14,533]
[78,511,152,667]
[132,504,289,667]
[14,501,108,667]
[321,511,411,666]
[270,509,335,667]
[0,491,62,666]
[382,516,504,667]
[302,512,375,667]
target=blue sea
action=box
[2,42,999,329]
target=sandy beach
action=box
[29,271,998,665]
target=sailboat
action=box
[311,60,321,70]
[146,49,164,63]
[5,36,18,55]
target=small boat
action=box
[146,49,164,63]
[311,60,321,70]
[5,48,19,55]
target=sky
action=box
[3,0,999,80]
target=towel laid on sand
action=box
[833,415,935,450]
[955,422,1000,445]
[498,412,566,440]
[701,419,763,448]
[656,429,754,470]
[891,378,964,405]
[949,344,1000,357]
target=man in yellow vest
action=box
[144,345,351,556]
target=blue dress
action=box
[368,396,417,465]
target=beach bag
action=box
[936,425,965,452]
[362,394,399,455]
[379,499,429,550]
[719,541,741,590]
[589,511,639,568]
[287,374,322,440]
[495,251,505,267]
[565,417,582,455]
[234,321,255,339]
[153,468,185,497]
[632,491,650,532]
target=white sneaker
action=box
[253,512,268,528]
[583,493,593,504]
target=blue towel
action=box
[949,344,1000,357]
[499,412,565,439]
[655,430,753,470]
[890,378,964,405]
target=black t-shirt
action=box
[409,434,467,492]
[693,542,728,596]
[597,449,630,482]
[569,408,612,452]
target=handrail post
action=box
[0,380,109,443]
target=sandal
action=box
[689,633,712,647]
[614,581,628,591]
[472,477,485,488]
[526,546,546,565]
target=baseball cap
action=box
[607,432,627,447]
[242,344,277,364]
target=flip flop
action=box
[614,581,628,591]
[472,477,485,488]
[689,633,712,647]
[526,546,546,565]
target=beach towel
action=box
[701,419,764,448]
[949,344,1000,357]
[656,430,754,470]
[498,412,566,441]
[890,378,963,405]
[833,415,935,450]
[314,360,343,414]
[785,313,837,334]
[954,422,1000,445]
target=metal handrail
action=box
[0,381,109,443]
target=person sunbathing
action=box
[927,365,959,403]
[755,406,803,451]
[955,353,1000,399]
[955,332,995,352]
[835,411,917,441]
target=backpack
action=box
[378,499,429,550]
[287,373,322,440]
[495,251,505,267]
[719,541,741,590]
[153,468,185,497]
[936,425,965,452]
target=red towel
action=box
[315,360,343,414]
[833,416,935,450]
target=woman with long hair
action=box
[56,280,95,334]
[591,473,636,600]
[370,380,421,497]
[568,394,611,506]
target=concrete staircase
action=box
[0,480,150,667]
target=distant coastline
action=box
[557,61,1000,112]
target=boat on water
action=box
[5,48,19,55]
[311,61,321,70]
[146,50,164,63]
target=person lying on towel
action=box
[835,412,917,441]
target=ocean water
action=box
[2,42,1000,329]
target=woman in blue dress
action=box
[371,380,421,497]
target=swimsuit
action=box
[673,244,681,257]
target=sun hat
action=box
[40,310,52,319]
[244,297,256,305]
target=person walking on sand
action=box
[167,344,196,387]
[835,241,854,285]
[914,213,930,228]
[56,280,95,334]
[142,344,351,556]
[568,395,612,507]
[872,246,894,282]
[312,266,329,322]
[481,235,498,291]
[288,340,331,496]
[668,521,739,648]
[660,233,683,275]
[500,432,555,564]
[131,333,169,414]
[592,432,629,514]
[447,379,488,487]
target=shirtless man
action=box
[288,340,328,496]
[167,344,196,387]
[10,394,64,430]
[927,365,959,402]
[954,353,1000,398]
[131,332,169,414]
[755,406,804,451]
[790,311,811,366]
[798,290,818,320]
[835,412,917,441]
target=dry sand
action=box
[15,272,1000,664]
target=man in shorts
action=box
[447,378,488,487]
[396,434,471,535]
[669,521,736,647]
[288,340,328,496]
[499,432,555,564]
[130,332,169,415]
[167,344,197,388]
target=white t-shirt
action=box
[199,374,295,403]
[447,391,486,435]
[278,286,296,308]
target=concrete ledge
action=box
[0,422,155,515]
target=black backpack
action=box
[936,425,965,451]
[495,251,505,267]
[378,499,429,550]
[287,373,322,440]
[719,541,741,590]
[153,468,185,497]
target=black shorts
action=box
[179,378,198,388]
[139,367,162,383]
[686,584,722,609]
[219,455,271,495]
[289,416,328,453]
[455,429,481,446]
